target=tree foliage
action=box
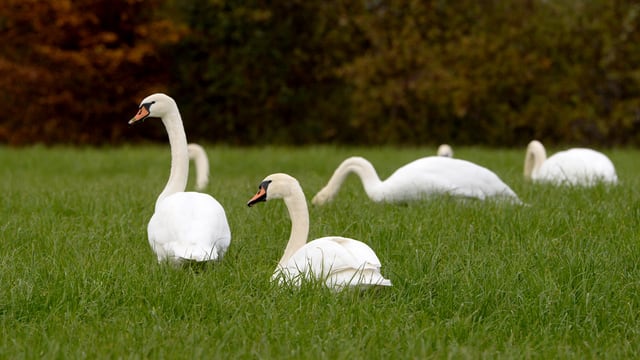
[334,0,640,146]
[0,0,183,144]
[167,0,363,145]
[1,0,639,146]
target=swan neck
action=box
[156,108,189,209]
[324,157,383,200]
[524,143,547,179]
[279,186,310,266]
[188,144,209,190]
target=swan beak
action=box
[128,104,151,124]
[247,187,267,207]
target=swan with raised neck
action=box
[523,139,618,186]
[129,93,231,264]
[247,173,391,289]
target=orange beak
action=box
[247,187,267,207]
[129,105,150,124]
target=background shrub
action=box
[1,0,639,146]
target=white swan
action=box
[437,144,453,157]
[129,93,231,265]
[247,173,392,290]
[523,140,618,186]
[187,143,209,191]
[312,156,521,205]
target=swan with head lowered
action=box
[129,93,231,265]
[312,156,521,205]
[524,140,618,186]
[247,173,392,290]
[187,143,209,191]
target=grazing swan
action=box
[523,140,618,186]
[437,144,453,157]
[129,93,231,265]
[247,173,392,290]
[187,143,209,191]
[312,156,521,205]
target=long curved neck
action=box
[524,142,547,179]
[156,108,189,210]
[322,157,383,200]
[280,185,310,266]
[188,144,209,191]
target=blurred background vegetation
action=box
[1,0,639,146]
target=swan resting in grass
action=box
[437,144,453,157]
[187,143,209,191]
[129,93,231,265]
[523,140,618,186]
[312,156,521,205]
[247,173,392,290]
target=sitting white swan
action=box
[437,144,453,157]
[312,156,521,205]
[523,140,618,186]
[247,173,392,290]
[129,93,231,265]
[187,143,209,191]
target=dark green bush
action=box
[1,0,639,146]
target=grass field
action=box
[1,145,639,358]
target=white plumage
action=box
[436,144,454,157]
[247,173,392,290]
[312,156,521,205]
[524,140,617,186]
[148,192,230,262]
[187,143,209,191]
[129,93,231,265]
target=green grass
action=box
[1,145,639,358]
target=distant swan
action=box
[312,156,521,205]
[437,144,453,157]
[247,173,392,290]
[523,140,617,186]
[187,143,209,191]
[129,93,231,265]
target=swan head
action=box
[129,93,177,124]
[247,173,300,207]
[437,144,453,157]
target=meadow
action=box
[1,145,639,359]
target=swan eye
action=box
[141,101,155,111]
[259,180,272,190]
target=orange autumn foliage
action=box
[0,0,185,144]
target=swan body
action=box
[312,156,521,205]
[437,144,453,157]
[247,173,392,290]
[187,143,209,191]
[524,140,617,186]
[129,93,231,265]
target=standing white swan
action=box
[247,173,392,290]
[523,140,618,186]
[129,93,231,265]
[312,156,521,205]
[437,144,454,157]
[187,143,209,191]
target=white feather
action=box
[130,93,231,265]
[524,140,617,186]
[248,173,391,290]
[312,156,521,205]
